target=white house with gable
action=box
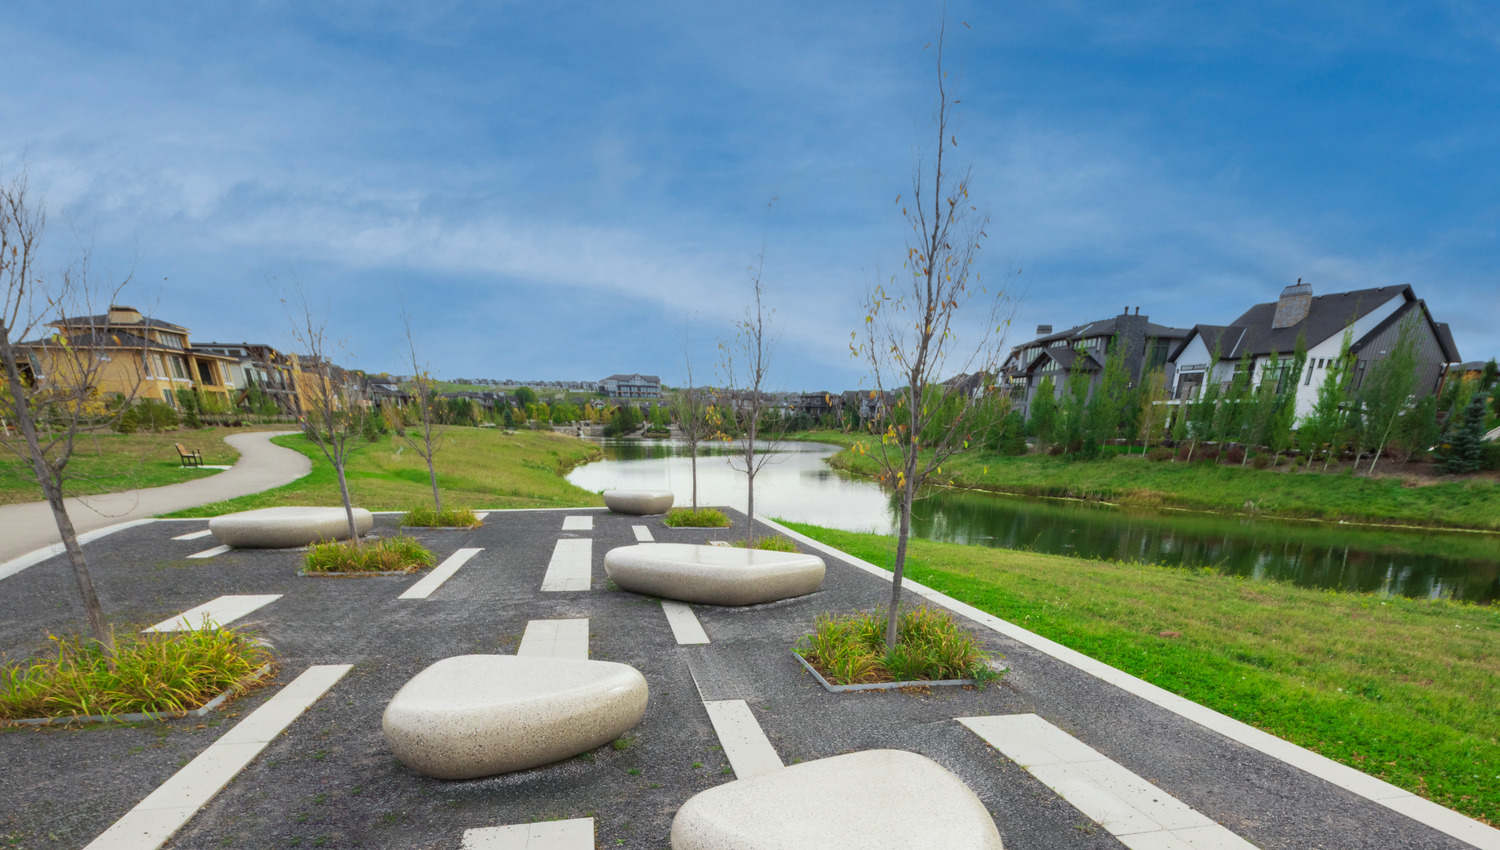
[1167,282,1462,419]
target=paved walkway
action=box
[0,430,310,564]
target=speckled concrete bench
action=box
[672,749,1003,849]
[603,489,675,515]
[209,506,374,548]
[382,655,649,780]
[604,543,824,606]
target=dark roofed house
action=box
[599,374,661,399]
[1000,308,1192,419]
[1167,282,1462,419]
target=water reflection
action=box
[567,438,1500,603]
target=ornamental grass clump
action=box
[731,536,798,552]
[0,627,274,721]
[401,504,481,528]
[663,507,731,528]
[303,535,434,573]
[796,606,998,686]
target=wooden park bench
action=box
[175,443,203,467]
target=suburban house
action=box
[193,342,304,415]
[1000,309,1192,419]
[1167,282,1462,419]
[18,305,237,409]
[292,355,371,412]
[598,373,661,399]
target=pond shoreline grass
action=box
[794,430,1500,533]
[781,520,1500,825]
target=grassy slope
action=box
[782,521,1500,824]
[0,427,288,506]
[796,430,1500,531]
[165,427,604,517]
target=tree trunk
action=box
[690,442,698,510]
[43,472,111,648]
[428,460,442,514]
[885,471,916,650]
[336,461,360,545]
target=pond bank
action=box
[796,430,1500,533]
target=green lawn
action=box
[165,427,604,517]
[796,430,1500,531]
[0,427,282,506]
[782,521,1500,825]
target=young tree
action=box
[669,351,711,510]
[1267,338,1307,465]
[719,242,784,538]
[1361,313,1421,474]
[285,285,373,544]
[0,169,140,648]
[1299,327,1356,471]
[1136,369,1169,451]
[1083,337,1128,454]
[399,308,446,513]
[1029,376,1060,450]
[852,20,1012,650]
[1242,352,1281,464]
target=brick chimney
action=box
[1036,324,1053,337]
[1271,281,1312,329]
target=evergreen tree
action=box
[1439,394,1487,474]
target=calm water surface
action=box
[567,438,1500,603]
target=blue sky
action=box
[3,1,1497,389]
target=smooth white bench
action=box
[604,543,824,606]
[672,749,1004,849]
[603,489,675,515]
[382,655,649,780]
[209,506,374,548]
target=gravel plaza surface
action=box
[0,507,1492,849]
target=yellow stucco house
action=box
[20,305,240,409]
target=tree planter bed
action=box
[9,663,274,726]
[297,570,420,577]
[794,653,1000,692]
[398,526,480,532]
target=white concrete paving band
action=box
[561,515,594,531]
[462,818,594,849]
[83,664,352,850]
[703,700,783,780]
[0,519,156,582]
[540,538,593,592]
[962,714,1257,849]
[632,525,654,542]
[399,547,483,600]
[143,595,283,633]
[171,529,214,541]
[516,618,590,659]
[187,545,232,559]
[760,516,1500,850]
[660,601,710,645]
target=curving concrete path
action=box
[0,431,310,564]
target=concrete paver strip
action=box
[143,594,283,632]
[766,516,1500,850]
[540,538,592,591]
[399,547,483,600]
[516,618,590,659]
[83,664,352,850]
[187,544,232,559]
[171,529,213,541]
[702,699,782,780]
[561,515,593,531]
[661,600,710,644]
[632,524,653,542]
[462,818,594,849]
[0,518,156,581]
[0,431,309,566]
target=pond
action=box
[567,438,1500,604]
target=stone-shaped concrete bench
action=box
[209,506,374,548]
[672,749,1003,849]
[382,654,649,780]
[604,543,824,606]
[603,489,674,515]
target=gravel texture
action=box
[0,508,1478,849]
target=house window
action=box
[170,356,188,380]
[162,389,175,407]
[1353,360,1367,390]
[1304,366,1314,386]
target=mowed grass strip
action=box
[802,430,1500,531]
[0,426,281,506]
[166,427,604,517]
[782,521,1500,825]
